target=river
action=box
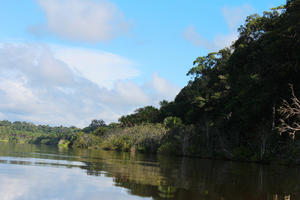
[0,142,299,200]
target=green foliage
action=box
[163,117,182,128]
[92,126,109,137]
[72,132,102,149]
[58,139,70,148]
[101,134,134,151]
[0,120,79,146]
[82,119,107,133]
[101,124,167,153]
[108,122,119,129]
[157,142,177,155]
[119,106,160,127]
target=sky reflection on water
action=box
[0,142,300,200]
[0,161,148,200]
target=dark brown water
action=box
[0,142,299,200]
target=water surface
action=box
[0,142,299,200]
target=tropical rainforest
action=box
[0,0,299,163]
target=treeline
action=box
[0,120,79,145]
[0,0,299,163]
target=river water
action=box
[0,142,299,200]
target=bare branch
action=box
[277,84,300,139]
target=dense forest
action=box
[0,0,299,163]
[0,120,79,145]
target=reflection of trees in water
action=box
[79,150,300,200]
[115,177,159,198]
[273,195,292,200]
[1,143,300,200]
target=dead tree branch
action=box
[278,84,300,138]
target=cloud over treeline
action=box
[0,43,180,127]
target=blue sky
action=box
[0,0,285,127]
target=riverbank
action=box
[1,120,300,165]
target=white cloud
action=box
[149,73,180,101]
[0,78,40,114]
[0,164,148,200]
[182,26,216,51]
[0,43,75,87]
[183,4,254,51]
[53,46,139,89]
[32,0,130,42]
[213,32,238,50]
[0,43,179,127]
[222,4,254,30]
[115,80,150,105]
[0,177,30,200]
[0,112,5,119]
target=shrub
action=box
[102,124,167,153]
[157,142,177,155]
[58,139,70,148]
[101,135,133,151]
[72,132,102,149]
[163,117,182,128]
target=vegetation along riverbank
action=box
[1,0,300,164]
